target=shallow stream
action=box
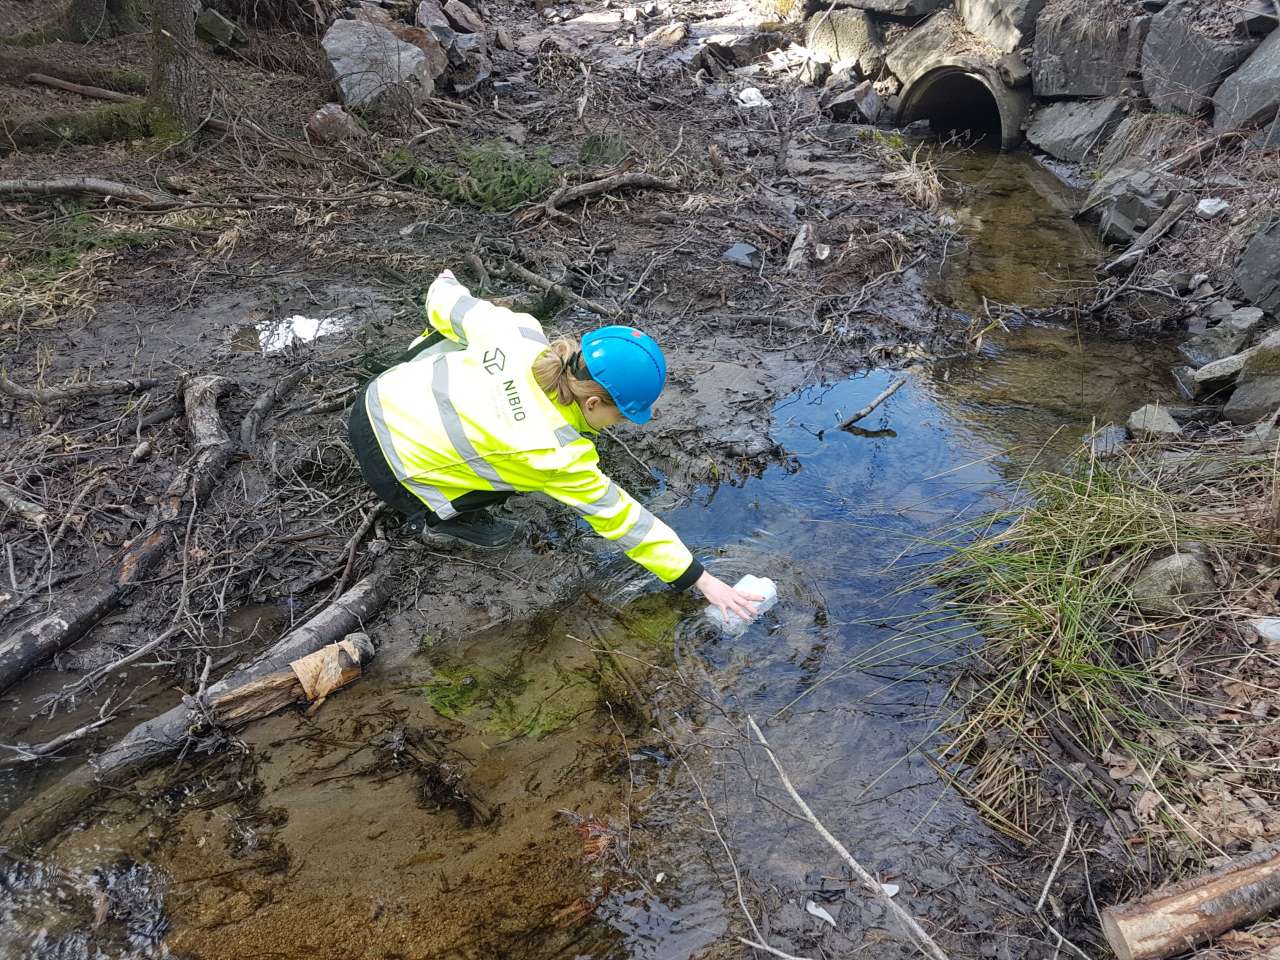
[1,150,1183,959]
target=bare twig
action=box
[838,378,907,430]
[747,716,950,960]
[524,170,680,224]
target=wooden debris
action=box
[1102,847,1280,960]
[523,169,681,224]
[0,370,165,404]
[0,480,47,528]
[0,376,234,694]
[2,571,393,846]
[839,378,907,430]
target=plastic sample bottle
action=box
[705,575,778,636]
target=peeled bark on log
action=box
[1,572,392,847]
[0,376,233,694]
[1102,847,1280,960]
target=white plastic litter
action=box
[705,574,777,636]
[881,883,900,897]
[737,86,769,108]
[805,900,837,927]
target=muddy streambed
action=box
[1,152,1182,959]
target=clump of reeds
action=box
[918,437,1275,849]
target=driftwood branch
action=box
[0,370,165,404]
[489,260,620,318]
[747,716,950,960]
[0,176,170,205]
[523,170,680,223]
[0,376,234,694]
[1103,195,1194,275]
[2,571,393,847]
[0,480,47,527]
[839,378,906,430]
[1102,846,1280,960]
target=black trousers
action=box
[348,368,512,530]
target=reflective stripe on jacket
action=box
[363,271,701,587]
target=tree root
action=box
[0,376,235,694]
[2,570,394,847]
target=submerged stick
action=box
[2,571,393,846]
[838,378,906,430]
[746,716,950,960]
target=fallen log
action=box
[0,370,165,404]
[240,367,308,447]
[0,376,234,694]
[1102,847,1280,960]
[2,571,392,847]
[0,175,169,207]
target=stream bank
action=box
[2,0,1279,957]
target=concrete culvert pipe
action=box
[897,65,1031,149]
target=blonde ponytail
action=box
[533,338,616,409]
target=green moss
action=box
[0,101,154,153]
[0,24,69,47]
[2,208,162,287]
[414,143,558,212]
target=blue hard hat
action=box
[580,325,667,425]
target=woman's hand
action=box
[696,571,763,622]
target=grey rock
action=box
[1224,376,1280,423]
[322,19,434,112]
[1229,307,1266,333]
[825,0,947,15]
[1142,1,1259,115]
[1131,552,1215,617]
[1213,29,1280,131]
[996,51,1031,87]
[955,0,1048,54]
[1243,328,1280,377]
[1236,0,1278,38]
[1190,350,1252,394]
[1179,326,1248,367]
[1026,98,1126,162]
[444,0,483,32]
[1204,298,1236,320]
[1250,119,1280,152]
[416,0,452,33]
[723,242,762,268]
[495,24,514,50]
[1084,166,1193,245]
[306,103,366,143]
[1196,197,1230,218]
[805,9,885,78]
[1236,218,1280,313]
[828,79,884,122]
[1032,9,1148,98]
[349,2,394,23]
[196,8,247,46]
[1127,403,1182,439]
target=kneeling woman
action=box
[348,270,760,620]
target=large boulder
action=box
[385,24,449,78]
[1236,217,1280,313]
[805,9,886,78]
[1032,9,1149,98]
[1131,552,1215,618]
[955,0,1047,53]
[1083,166,1192,245]
[1025,98,1126,162]
[1142,1,1259,115]
[322,19,434,112]
[1213,29,1280,131]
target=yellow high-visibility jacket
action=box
[362,271,703,588]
